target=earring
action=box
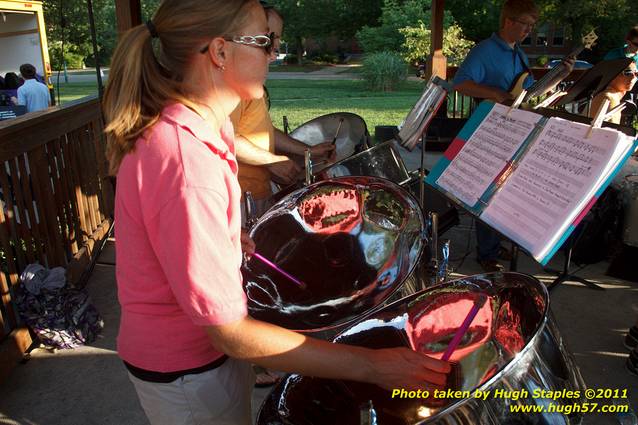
[219,63,226,72]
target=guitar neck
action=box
[527,45,584,94]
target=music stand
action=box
[539,63,636,292]
[396,76,450,287]
[554,58,632,108]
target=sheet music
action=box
[482,117,632,260]
[436,104,541,208]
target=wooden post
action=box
[427,0,447,80]
[115,0,142,33]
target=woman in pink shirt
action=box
[102,1,450,424]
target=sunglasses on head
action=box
[622,69,638,77]
[200,33,274,55]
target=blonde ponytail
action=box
[103,0,253,175]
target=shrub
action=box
[49,45,85,70]
[311,53,338,64]
[361,51,407,92]
[283,54,298,65]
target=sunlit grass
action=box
[54,78,428,138]
[266,79,425,137]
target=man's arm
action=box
[234,134,301,184]
[453,80,513,103]
[16,88,25,106]
[274,128,336,160]
[206,316,450,391]
[235,134,286,166]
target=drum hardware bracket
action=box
[359,400,378,425]
[244,191,257,230]
[283,115,290,135]
[304,149,314,185]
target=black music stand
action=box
[554,58,632,108]
[545,226,604,291]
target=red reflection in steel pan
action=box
[298,188,360,233]
[406,293,492,362]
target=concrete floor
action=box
[1,145,637,424]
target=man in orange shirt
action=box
[230,3,335,387]
[231,6,334,219]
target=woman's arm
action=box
[206,316,450,391]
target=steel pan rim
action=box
[246,175,427,333]
[404,272,551,423]
[257,272,553,424]
[288,111,370,140]
[316,140,412,186]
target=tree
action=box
[443,0,501,42]
[43,0,94,69]
[400,23,474,65]
[270,0,382,64]
[536,0,638,60]
[356,0,455,55]
[446,0,638,61]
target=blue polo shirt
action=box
[454,33,534,92]
[604,45,638,66]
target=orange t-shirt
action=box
[229,97,275,200]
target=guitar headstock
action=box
[581,30,598,50]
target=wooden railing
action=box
[0,96,113,380]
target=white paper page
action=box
[436,104,541,208]
[482,117,633,260]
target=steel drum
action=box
[257,272,586,425]
[269,141,411,205]
[290,112,369,171]
[242,176,425,332]
[317,141,411,186]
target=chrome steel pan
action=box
[242,176,425,332]
[289,112,369,170]
[317,141,411,186]
[257,272,586,424]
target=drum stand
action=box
[417,134,448,288]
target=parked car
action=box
[546,59,593,69]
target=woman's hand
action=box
[366,347,451,391]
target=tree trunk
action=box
[297,36,304,65]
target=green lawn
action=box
[266,80,425,136]
[54,79,427,138]
[268,64,324,72]
[54,81,99,104]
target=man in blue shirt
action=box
[453,0,572,272]
[16,64,50,113]
[454,0,541,103]
[604,26,638,67]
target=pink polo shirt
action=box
[115,103,247,372]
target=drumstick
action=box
[252,252,307,289]
[441,295,488,362]
[332,118,344,145]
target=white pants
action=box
[128,358,255,425]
